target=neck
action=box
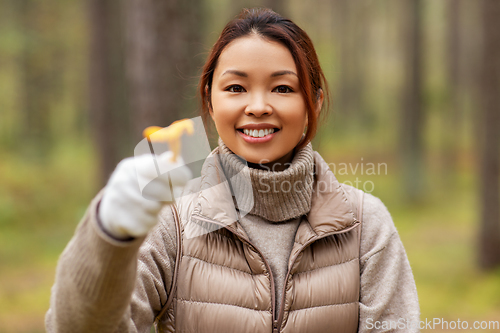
[247,149,294,172]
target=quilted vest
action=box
[155,150,364,333]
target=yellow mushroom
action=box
[143,119,195,162]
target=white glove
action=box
[98,151,192,239]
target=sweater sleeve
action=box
[358,193,420,333]
[45,191,178,333]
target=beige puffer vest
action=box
[155,150,364,333]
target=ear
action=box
[205,85,214,120]
[315,88,324,115]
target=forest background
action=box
[0,0,499,332]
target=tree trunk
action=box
[400,0,424,201]
[443,0,461,176]
[88,0,128,186]
[125,0,204,143]
[332,0,368,124]
[478,0,500,270]
[334,0,354,117]
[17,0,58,158]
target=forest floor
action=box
[1,139,499,333]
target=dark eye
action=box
[274,85,293,94]
[227,85,245,93]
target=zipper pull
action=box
[273,320,279,333]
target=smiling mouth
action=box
[237,128,279,138]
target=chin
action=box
[240,154,270,165]
[248,153,290,168]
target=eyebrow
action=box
[221,69,298,78]
[271,70,298,77]
[221,70,248,77]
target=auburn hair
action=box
[199,8,328,150]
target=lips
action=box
[236,123,280,143]
[236,128,277,143]
[237,123,279,134]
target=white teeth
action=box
[242,128,276,138]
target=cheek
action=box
[289,110,308,133]
[211,107,239,138]
[210,95,228,124]
[211,94,244,125]
[282,97,308,131]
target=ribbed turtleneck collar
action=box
[217,138,314,222]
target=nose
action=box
[244,92,273,117]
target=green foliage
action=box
[0,140,98,332]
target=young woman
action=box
[46,8,419,333]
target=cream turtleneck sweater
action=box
[218,138,314,221]
[218,139,315,312]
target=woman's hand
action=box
[98,151,191,239]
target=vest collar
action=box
[186,148,357,240]
[305,151,358,236]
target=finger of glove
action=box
[100,180,163,230]
[117,184,164,215]
[108,204,160,238]
[99,155,169,239]
[102,159,162,218]
[108,154,175,206]
[156,154,193,186]
[134,154,172,187]
[139,153,192,197]
[128,154,173,202]
[169,165,192,187]
[123,207,160,236]
[112,152,181,185]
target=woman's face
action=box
[210,35,308,170]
